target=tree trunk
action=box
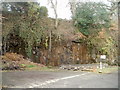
[55,14,58,29]
[49,30,52,52]
[118,2,120,57]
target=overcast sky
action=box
[38,0,110,20]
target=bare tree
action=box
[48,0,58,29]
[69,0,77,17]
[107,0,120,20]
[48,0,60,54]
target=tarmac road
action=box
[2,70,118,88]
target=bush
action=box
[106,60,119,66]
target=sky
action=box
[38,0,111,20]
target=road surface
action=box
[2,70,118,88]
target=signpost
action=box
[99,55,106,73]
[100,55,106,60]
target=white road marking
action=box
[29,72,90,88]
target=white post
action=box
[99,55,106,73]
[100,61,102,69]
[99,61,102,73]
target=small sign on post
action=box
[99,55,106,73]
[100,55,106,60]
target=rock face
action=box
[37,41,90,66]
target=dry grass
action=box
[1,52,45,71]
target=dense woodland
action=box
[1,1,119,66]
